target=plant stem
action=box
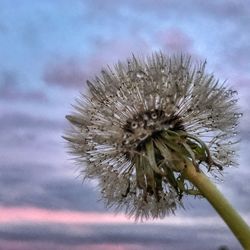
[183,162,250,250]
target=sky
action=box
[0,0,250,249]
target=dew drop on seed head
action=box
[136,71,144,79]
[229,90,238,95]
[123,133,129,139]
[234,113,243,118]
[124,139,130,145]
[131,121,138,129]
[151,112,157,119]
[230,99,237,104]
[214,175,222,182]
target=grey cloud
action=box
[0,158,235,217]
[188,0,249,19]
[0,111,65,149]
[0,162,105,212]
[41,0,250,91]
[43,58,87,88]
[2,159,246,217]
[84,0,249,20]
[85,0,250,75]
[0,223,241,250]
[0,70,47,103]
[222,162,250,213]
[40,178,105,212]
[0,112,63,131]
[230,174,250,202]
[0,87,48,103]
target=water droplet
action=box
[123,133,129,139]
[151,112,157,119]
[136,72,143,78]
[124,139,130,145]
[230,99,237,104]
[136,70,146,79]
[234,112,243,118]
[131,121,138,129]
[225,89,237,97]
[139,133,148,141]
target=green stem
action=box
[183,162,250,250]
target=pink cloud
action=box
[1,206,241,227]
[43,58,87,88]
[78,244,145,250]
[157,28,193,52]
[0,240,145,250]
[0,206,131,225]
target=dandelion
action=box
[64,52,250,248]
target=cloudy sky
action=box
[1,0,250,249]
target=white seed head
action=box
[64,52,240,220]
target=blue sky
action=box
[0,0,250,249]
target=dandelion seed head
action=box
[64,52,240,220]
